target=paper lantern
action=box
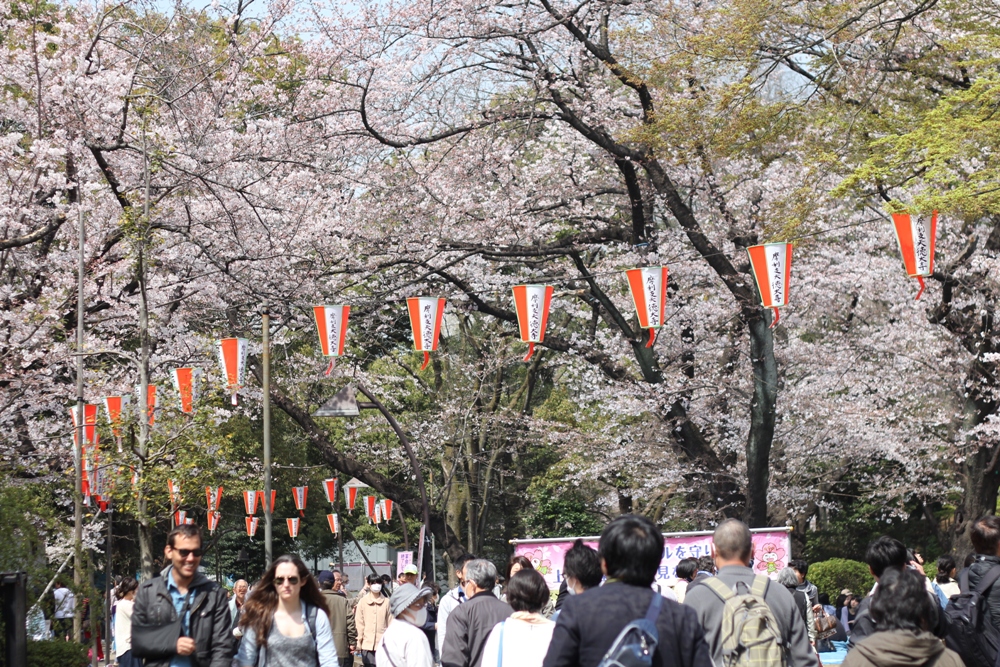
[98,499,109,513]
[512,285,554,361]
[134,385,157,426]
[891,211,938,300]
[262,489,277,514]
[167,479,181,505]
[373,500,382,524]
[326,513,339,534]
[174,510,187,525]
[746,243,793,329]
[245,516,259,538]
[172,368,202,414]
[624,267,669,347]
[243,490,260,515]
[70,404,99,447]
[406,297,445,370]
[103,396,130,452]
[205,486,223,513]
[364,495,376,521]
[286,517,300,538]
[218,338,249,406]
[207,511,221,534]
[292,486,308,517]
[313,305,351,375]
[323,478,338,505]
[344,486,358,513]
[380,498,394,523]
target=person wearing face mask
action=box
[355,573,392,666]
[376,584,435,667]
[551,540,602,622]
[441,559,512,667]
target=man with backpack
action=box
[940,516,1000,667]
[684,519,814,667]
[543,514,711,667]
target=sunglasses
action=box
[174,548,203,559]
[274,576,300,587]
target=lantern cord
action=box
[646,329,656,348]
[324,358,336,376]
[420,351,431,370]
[770,308,780,329]
[915,276,926,300]
[524,342,535,362]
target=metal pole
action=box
[262,307,273,567]
[104,506,112,661]
[337,477,344,574]
[74,206,85,644]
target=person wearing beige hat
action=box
[376,584,434,667]
[398,564,420,588]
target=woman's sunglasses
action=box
[274,576,300,586]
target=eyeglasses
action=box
[274,576,300,587]
[408,599,428,609]
[175,549,203,559]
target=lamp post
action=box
[313,384,432,576]
[262,307,273,567]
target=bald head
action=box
[713,519,752,563]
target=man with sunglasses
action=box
[132,524,234,667]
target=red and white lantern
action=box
[344,486,358,513]
[174,510,187,525]
[891,211,938,300]
[313,305,350,375]
[103,396,130,452]
[70,404,99,448]
[206,486,223,512]
[246,516,259,538]
[380,498,394,523]
[98,499,109,513]
[262,489,277,514]
[286,517,300,538]
[167,479,181,505]
[207,511,221,534]
[624,267,669,347]
[406,297,446,370]
[746,243,793,329]
[373,500,383,525]
[172,368,202,414]
[364,495,377,521]
[243,490,260,515]
[292,486,308,517]
[512,285,554,361]
[323,479,338,506]
[218,338,249,406]
[326,513,339,534]
[134,385,157,426]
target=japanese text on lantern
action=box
[770,250,783,304]
[529,293,542,340]
[422,304,434,343]
[915,221,929,274]
[645,273,659,326]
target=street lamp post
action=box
[262,307,273,567]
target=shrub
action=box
[808,558,875,601]
[923,562,938,582]
[27,639,88,667]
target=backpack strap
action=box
[750,575,770,600]
[704,577,736,603]
[498,620,505,667]
[305,604,320,667]
[973,565,1000,597]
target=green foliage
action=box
[808,559,875,602]
[924,561,938,582]
[523,473,604,538]
[27,640,89,667]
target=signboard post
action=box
[511,528,792,590]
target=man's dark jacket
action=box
[131,565,233,667]
[441,590,512,667]
[967,556,1000,629]
[543,581,712,667]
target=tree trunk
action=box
[744,309,778,527]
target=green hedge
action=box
[808,558,875,601]
[27,640,89,667]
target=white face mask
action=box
[370,584,382,593]
[408,607,428,626]
[565,578,577,595]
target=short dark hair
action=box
[507,555,533,582]
[366,573,382,585]
[972,516,1000,555]
[697,556,715,574]
[818,592,830,606]
[675,558,698,581]
[865,536,907,577]
[791,559,809,577]
[964,553,976,568]
[870,567,937,632]
[563,539,602,590]
[116,577,138,598]
[936,555,957,584]
[505,569,550,613]
[453,553,476,574]
[167,523,202,549]
[598,514,663,587]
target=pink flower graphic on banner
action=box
[755,542,786,575]
[527,549,552,575]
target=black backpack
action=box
[944,564,1000,667]
[597,593,662,667]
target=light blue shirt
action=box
[236,601,338,667]
[166,570,194,667]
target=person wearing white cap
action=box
[376,583,435,667]
[398,564,420,587]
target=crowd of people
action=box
[54,514,1000,667]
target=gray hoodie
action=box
[844,630,962,667]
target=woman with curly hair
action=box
[236,554,339,667]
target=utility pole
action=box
[73,206,85,643]
[262,306,273,567]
